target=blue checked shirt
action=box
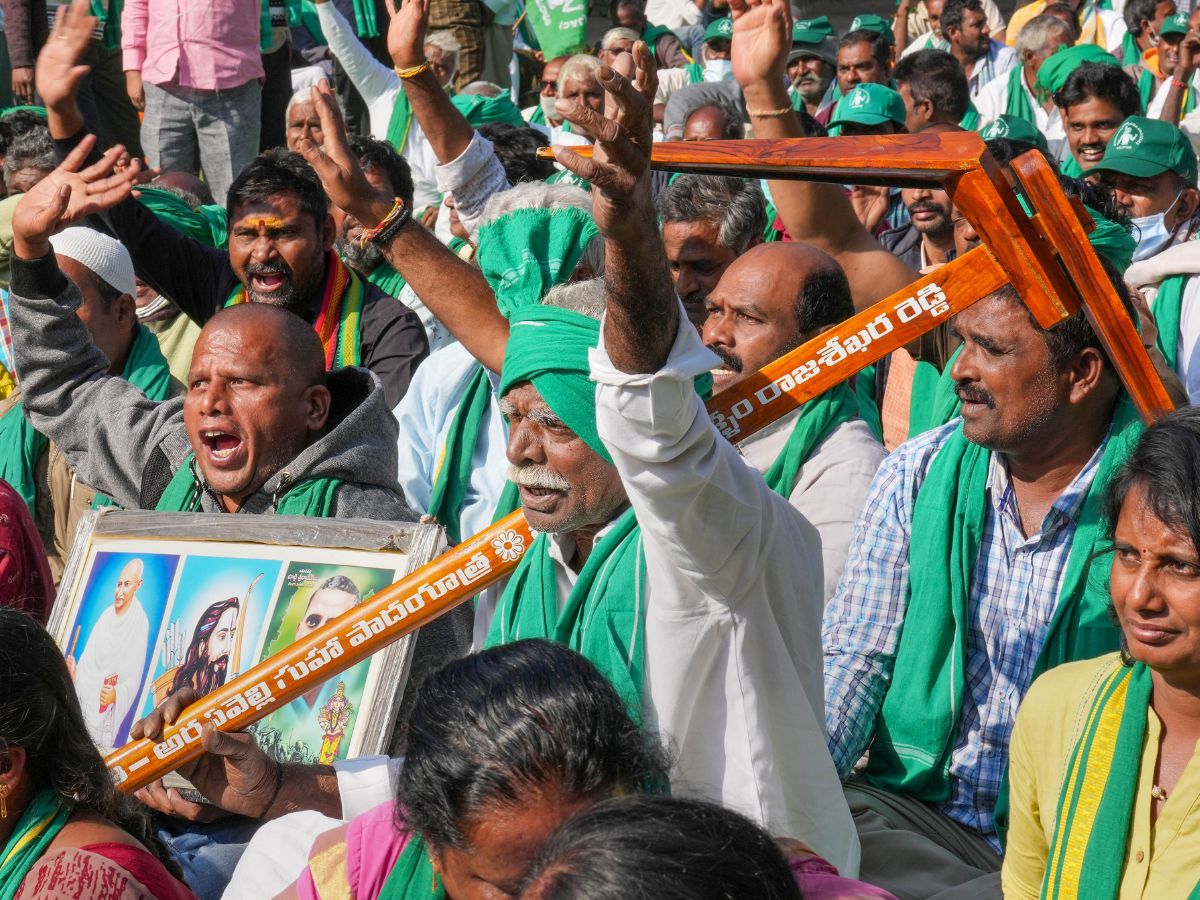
[822,419,1107,849]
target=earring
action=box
[0,783,9,819]
[430,858,441,893]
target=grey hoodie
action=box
[10,252,414,520]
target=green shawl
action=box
[137,186,228,249]
[450,92,527,129]
[1004,65,1035,123]
[762,381,860,496]
[642,23,675,57]
[865,394,1142,804]
[386,90,416,153]
[0,789,72,900]
[155,453,341,514]
[1060,153,1084,178]
[378,833,444,900]
[907,347,962,439]
[92,324,177,508]
[1039,661,1200,900]
[1152,273,1187,371]
[0,404,47,514]
[485,506,646,716]
[959,103,980,131]
[686,62,704,84]
[1121,31,1141,66]
[365,260,408,298]
[425,367,493,546]
[1137,67,1157,113]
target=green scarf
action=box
[365,260,408,298]
[1060,154,1084,178]
[641,23,675,56]
[91,0,122,50]
[865,394,1142,803]
[1152,273,1187,371]
[686,62,704,84]
[0,404,47,515]
[378,833,444,900]
[0,789,72,900]
[450,93,527,129]
[137,186,228,249]
[351,0,379,37]
[1121,31,1141,66]
[92,324,176,508]
[1034,45,1122,101]
[762,382,859,496]
[154,453,341,514]
[853,363,883,443]
[1137,66,1157,112]
[959,103,980,131]
[486,506,646,716]
[907,348,962,439]
[426,366,493,545]
[1039,661,1200,900]
[528,103,547,125]
[386,91,415,153]
[1004,65,1036,123]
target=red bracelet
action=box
[1174,79,1190,89]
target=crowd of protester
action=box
[0,0,1200,896]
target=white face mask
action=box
[703,58,734,82]
[540,94,560,123]
[1131,189,1184,262]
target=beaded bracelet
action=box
[394,61,431,79]
[359,198,412,247]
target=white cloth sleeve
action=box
[333,755,404,820]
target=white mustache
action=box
[507,463,570,491]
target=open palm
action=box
[729,0,791,88]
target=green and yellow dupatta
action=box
[0,790,71,900]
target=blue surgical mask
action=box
[1131,189,1184,262]
[703,58,734,82]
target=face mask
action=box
[540,94,560,123]
[1147,25,1159,47]
[703,58,734,82]
[1131,189,1184,262]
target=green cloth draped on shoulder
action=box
[0,789,72,900]
[1152,273,1187,371]
[0,404,48,515]
[387,90,416,153]
[865,394,1142,807]
[527,104,547,125]
[92,0,122,49]
[426,366,492,545]
[907,347,962,439]
[959,103,980,131]
[763,381,860,495]
[641,23,675,54]
[1039,660,1200,900]
[91,324,176,508]
[686,62,704,84]
[1137,67,1157,112]
[365,261,408,298]
[1004,65,1035,122]
[155,454,341,514]
[450,93,527,129]
[137,186,228,249]
[486,506,646,717]
[379,833,444,900]
[1120,31,1141,66]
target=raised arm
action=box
[312,0,403,107]
[297,82,509,372]
[729,0,918,310]
[1159,30,1200,125]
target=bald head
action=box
[114,558,144,613]
[683,104,741,141]
[702,242,852,391]
[199,304,326,388]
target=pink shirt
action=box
[121,0,264,91]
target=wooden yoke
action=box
[108,133,1172,791]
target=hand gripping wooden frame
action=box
[106,132,1172,792]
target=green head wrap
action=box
[1084,206,1136,272]
[1034,44,1121,101]
[451,92,528,129]
[137,186,229,248]
[477,207,600,318]
[499,305,611,463]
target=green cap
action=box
[1083,115,1199,186]
[979,114,1049,152]
[1034,44,1121,98]
[847,13,895,45]
[829,83,907,128]
[703,17,733,44]
[1161,11,1190,36]
[792,16,835,44]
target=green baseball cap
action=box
[979,114,1049,152]
[1161,10,1189,37]
[848,13,895,45]
[790,16,838,65]
[830,83,906,128]
[1083,116,1199,186]
[703,17,733,44]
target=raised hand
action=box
[295,81,394,229]
[385,0,431,70]
[12,136,144,259]
[553,44,658,243]
[35,0,94,112]
[728,0,791,90]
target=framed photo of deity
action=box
[48,510,446,768]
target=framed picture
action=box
[48,510,446,766]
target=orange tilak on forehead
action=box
[237,215,287,232]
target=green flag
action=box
[525,0,589,61]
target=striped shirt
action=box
[823,419,1107,848]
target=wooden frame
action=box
[106,133,1172,791]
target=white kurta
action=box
[74,600,151,750]
[737,410,885,602]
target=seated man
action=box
[35,0,430,409]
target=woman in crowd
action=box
[520,794,896,900]
[1004,406,1200,898]
[0,608,194,898]
[0,480,52,623]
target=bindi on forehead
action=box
[236,215,287,233]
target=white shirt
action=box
[965,39,1018,99]
[974,66,1068,161]
[1127,237,1200,404]
[581,314,859,874]
[645,0,701,30]
[393,341,509,540]
[74,599,151,751]
[737,409,885,602]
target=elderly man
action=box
[37,0,429,410]
[284,88,328,152]
[522,55,570,128]
[1099,117,1200,401]
[681,98,744,140]
[973,12,1072,152]
[942,0,1016,99]
[894,49,973,132]
[788,16,839,122]
[0,225,173,580]
[598,26,640,66]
